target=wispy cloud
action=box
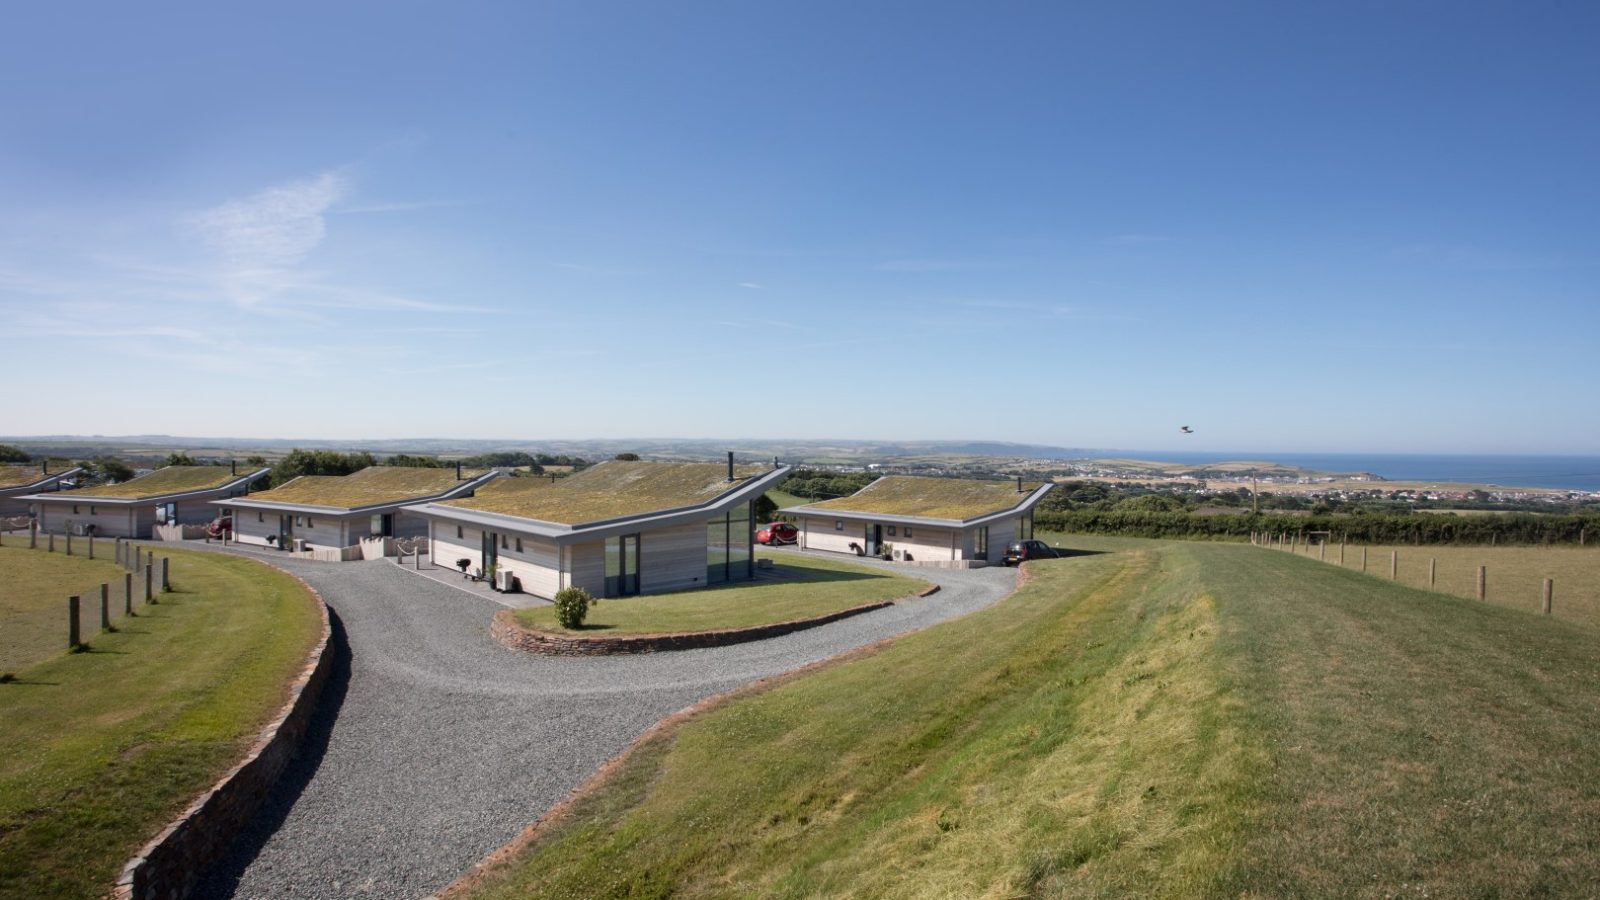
[737,281,766,289]
[337,199,460,215]
[189,171,347,270]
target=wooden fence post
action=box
[145,565,154,604]
[124,573,134,616]
[1429,557,1436,587]
[68,596,81,649]
[1290,534,1297,554]
[1361,546,1367,573]
[30,520,37,549]
[161,557,170,593]
[66,532,72,556]
[1542,578,1553,615]
[115,538,123,566]
[1320,541,1326,561]
[88,534,94,560]
[100,583,110,631]
[48,533,55,553]
[1391,550,1398,580]
[1476,565,1486,602]
[1340,540,1345,566]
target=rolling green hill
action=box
[456,539,1600,898]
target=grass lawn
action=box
[0,547,324,900]
[513,552,929,635]
[764,488,809,510]
[0,543,134,673]
[1281,537,1600,623]
[459,540,1600,898]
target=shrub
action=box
[553,586,595,629]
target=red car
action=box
[756,522,799,546]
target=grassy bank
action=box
[514,552,927,635]
[0,548,324,900]
[460,540,1600,897]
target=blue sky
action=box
[1,1,1595,454]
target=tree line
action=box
[1035,509,1600,546]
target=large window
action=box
[606,534,640,596]
[1017,513,1034,541]
[974,526,989,560]
[707,501,754,584]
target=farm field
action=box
[456,539,1600,898]
[514,552,927,635]
[0,548,324,900]
[1281,538,1600,623]
[0,542,133,673]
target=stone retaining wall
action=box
[113,576,334,900]
[491,586,937,656]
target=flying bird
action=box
[1180,426,1194,434]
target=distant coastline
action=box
[1104,452,1600,493]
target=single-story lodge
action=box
[25,464,269,538]
[406,458,791,597]
[784,475,1054,566]
[216,465,500,560]
[0,463,84,518]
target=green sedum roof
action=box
[243,466,485,510]
[0,466,55,490]
[54,466,242,500]
[801,475,1042,521]
[442,460,767,525]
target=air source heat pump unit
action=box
[294,538,307,552]
[497,568,517,592]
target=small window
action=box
[886,525,897,537]
[73,505,80,514]
[306,518,314,528]
[515,537,523,553]
[904,527,913,538]
[257,511,264,523]
[500,534,508,549]
[90,506,97,515]
[457,525,464,539]
[835,520,844,531]
[295,516,304,527]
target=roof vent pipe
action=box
[1017,476,1024,493]
[727,451,735,482]
[456,461,463,481]
[41,460,48,475]
[231,459,237,476]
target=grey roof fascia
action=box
[406,465,792,544]
[212,470,501,515]
[22,468,270,506]
[787,482,1055,529]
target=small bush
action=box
[553,586,595,629]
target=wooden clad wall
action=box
[799,516,860,554]
[567,540,606,596]
[640,520,709,595]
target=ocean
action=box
[1109,453,1600,493]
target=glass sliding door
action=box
[607,534,640,596]
[974,526,989,561]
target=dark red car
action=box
[756,522,799,546]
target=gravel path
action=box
[196,551,1015,899]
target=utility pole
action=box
[1251,470,1259,516]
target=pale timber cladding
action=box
[409,460,793,601]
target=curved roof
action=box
[440,460,769,526]
[48,466,250,500]
[796,475,1046,521]
[234,466,489,510]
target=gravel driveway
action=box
[196,551,1016,899]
